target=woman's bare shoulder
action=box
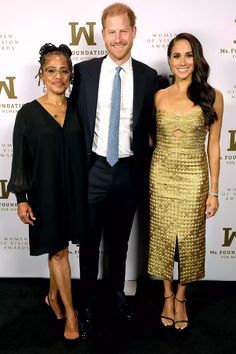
[155,87,171,106]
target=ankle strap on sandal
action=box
[164,293,174,300]
[175,297,187,303]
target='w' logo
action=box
[227,130,236,151]
[69,22,96,46]
[222,227,236,247]
[0,180,10,199]
[0,77,17,99]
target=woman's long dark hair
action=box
[167,33,217,126]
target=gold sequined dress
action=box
[148,107,208,283]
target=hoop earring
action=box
[43,85,46,94]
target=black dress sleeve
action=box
[7,105,32,203]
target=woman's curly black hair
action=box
[35,43,73,85]
[167,33,217,126]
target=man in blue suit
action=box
[71,2,158,326]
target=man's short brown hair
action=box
[101,2,136,28]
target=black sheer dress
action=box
[8,99,87,255]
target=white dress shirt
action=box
[92,55,134,158]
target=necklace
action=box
[51,111,65,127]
[50,99,66,115]
[46,99,67,125]
[39,96,67,126]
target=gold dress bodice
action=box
[148,108,209,283]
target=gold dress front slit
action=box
[148,107,209,283]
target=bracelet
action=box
[209,192,218,197]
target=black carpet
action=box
[0,278,235,354]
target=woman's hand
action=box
[17,202,36,225]
[205,195,219,219]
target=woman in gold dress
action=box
[148,33,223,330]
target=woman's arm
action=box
[205,89,224,218]
[7,104,36,225]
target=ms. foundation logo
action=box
[221,130,236,166]
[220,19,236,59]
[68,21,107,62]
[209,228,236,260]
[220,130,236,201]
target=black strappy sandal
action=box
[174,297,188,330]
[161,294,175,327]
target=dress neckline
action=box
[34,99,68,128]
[157,106,202,117]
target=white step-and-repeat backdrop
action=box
[0,0,235,280]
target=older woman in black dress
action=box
[8,43,87,340]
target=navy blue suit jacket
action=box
[70,56,158,198]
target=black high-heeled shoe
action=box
[174,297,189,331]
[63,312,81,344]
[161,294,175,327]
[64,335,80,346]
[45,294,65,320]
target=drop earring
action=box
[43,85,46,94]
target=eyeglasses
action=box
[44,68,71,77]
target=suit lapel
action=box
[132,59,146,128]
[85,57,105,133]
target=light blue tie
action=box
[106,67,122,166]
